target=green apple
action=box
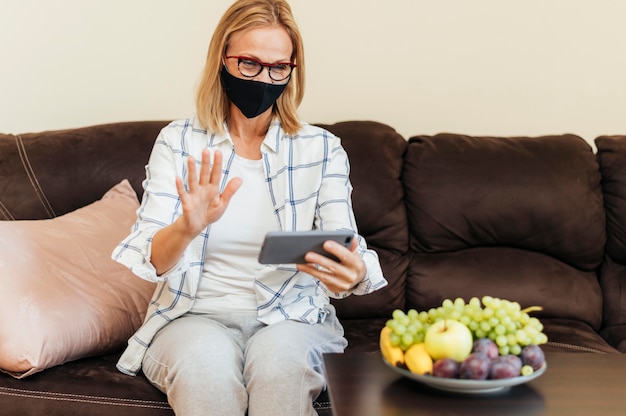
[424,319,473,362]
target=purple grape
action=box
[459,352,491,380]
[521,345,545,371]
[432,358,460,378]
[495,354,523,374]
[472,338,499,360]
[489,359,519,379]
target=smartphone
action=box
[258,230,355,264]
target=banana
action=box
[404,343,433,375]
[380,326,405,366]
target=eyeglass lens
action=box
[237,58,293,81]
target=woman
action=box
[113,1,387,415]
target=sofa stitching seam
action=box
[0,200,14,220]
[546,341,608,354]
[0,386,171,409]
[15,134,56,218]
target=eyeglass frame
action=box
[224,55,297,82]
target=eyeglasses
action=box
[225,55,296,82]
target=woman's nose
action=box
[255,67,273,83]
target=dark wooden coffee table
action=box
[324,351,626,416]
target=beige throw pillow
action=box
[0,180,154,378]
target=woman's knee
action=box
[142,315,248,412]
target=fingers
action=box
[198,149,214,187]
[296,240,366,293]
[208,149,223,187]
[186,155,198,193]
[175,176,187,200]
[186,149,227,191]
[178,150,241,216]
[297,261,360,293]
[222,176,243,203]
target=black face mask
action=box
[220,67,289,119]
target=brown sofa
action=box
[2,120,626,415]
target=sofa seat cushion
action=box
[541,318,620,354]
[0,180,155,378]
[600,324,626,353]
[341,317,390,353]
[0,352,173,416]
[0,349,336,416]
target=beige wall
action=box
[1,0,625,145]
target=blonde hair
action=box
[195,0,305,135]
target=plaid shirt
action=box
[113,116,387,375]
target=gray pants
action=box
[141,306,347,416]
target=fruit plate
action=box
[383,358,547,394]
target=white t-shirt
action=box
[191,154,277,314]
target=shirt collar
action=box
[217,118,288,153]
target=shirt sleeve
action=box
[112,124,191,282]
[313,134,388,298]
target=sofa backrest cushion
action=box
[0,121,169,221]
[596,135,626,327]
[403,133,605,329]
[317,121,409,318]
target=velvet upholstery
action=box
[1,121,625,416]
[0,121,164,221]
[317,121,409,319]
[596,135,626,350]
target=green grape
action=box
[385,296,548,357]
[392,309,405,321]
[448,311,461,321]
[507,334,517,346]
[495,334,508,347]
[516,329,530,345]
[472,309,484,321]
[480,321,491,333]
[510,344,522,355]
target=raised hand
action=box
[150,149,241,275]
[175,149,243,238]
